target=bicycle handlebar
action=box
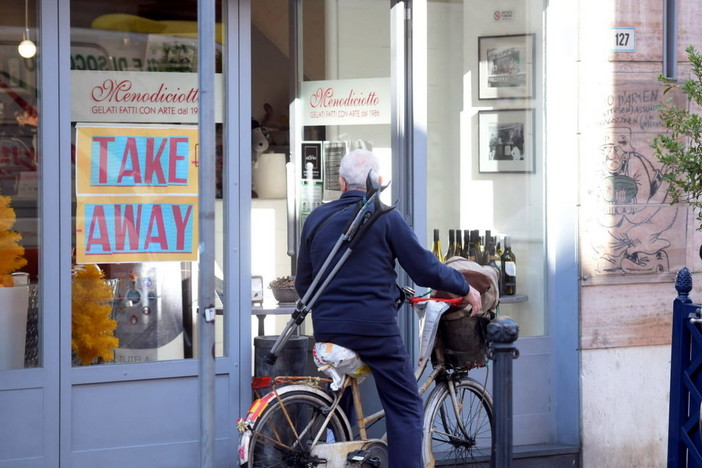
[408,297,464,307]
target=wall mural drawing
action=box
[591,127,678,275]
[580,80,688,285]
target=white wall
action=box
[581,346,670,467]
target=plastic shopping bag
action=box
[312,342,370,390]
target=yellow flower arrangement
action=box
[0,195,27,287]
[72,264,119,365]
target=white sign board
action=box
[612,27,636,52]
[71,71,223,123]
[300,78,391,126]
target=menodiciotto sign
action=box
[301,77,391,126]
[71,70,224,123]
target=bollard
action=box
[487,316,520,468]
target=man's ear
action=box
[339,177,347,192]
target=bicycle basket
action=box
[438,310,492,370]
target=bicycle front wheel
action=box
[422,377,494,467]
[247,389,352,467]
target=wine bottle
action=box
[445,229,455,259]
[472,230,482,258]
[487,236,500,272]
[463,230,471,258]
[483,230,492,265]
[500,236,517,295]
[468,230,481,263]
[454,229,463,258]
[431,229,445,263]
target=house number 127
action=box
[612,27,636,52]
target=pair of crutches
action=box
[265,173,394,365]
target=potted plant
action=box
[0,194,29,369]
[653,45,702,234]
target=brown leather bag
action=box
[433,256,500,317]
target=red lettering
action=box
[93,136,115,184]
[117,137,142,184]
[85,205,111,253]
[114,204,142,251]
[171,205,192,250]
[144,205,167,250]
[145,138,167,184]
[168,137,188,184]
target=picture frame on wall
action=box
[478,109,535,173]
[478,34,535,100]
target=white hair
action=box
[339,149,380,190]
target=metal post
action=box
[663,0,678,79]
[668,267,694,466]
[487,316,520,468]
[197,0,216,466]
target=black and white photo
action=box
[478,34,535,99]
[479,109,535,173]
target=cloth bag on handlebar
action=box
[433,256,500,318]
[414,299,453,369]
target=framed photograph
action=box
[478,34,535,100]
[478,109,535,173]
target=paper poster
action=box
[75,124,198,262]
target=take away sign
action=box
[74,124,199,263]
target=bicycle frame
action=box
[238,298,494,467]
[309,337,486,446]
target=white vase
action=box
[0,285,29,370]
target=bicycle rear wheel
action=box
[422,377,493,467]
[247,389,352,467]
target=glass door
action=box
[69,0,225,365]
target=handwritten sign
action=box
[76,196,197,262]
[75,125,199,195]
[75,124,198,262]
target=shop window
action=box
[0,0,39,370]
[427,0,546,337]
[69,0,224,365]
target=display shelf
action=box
[252,301,297,336]
[500,294,528,304]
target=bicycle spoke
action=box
[423,378,493,466]
[247,390,351,467]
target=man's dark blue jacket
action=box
[295,190,470,338]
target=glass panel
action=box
[427,0,545,337]
[69,0,224,365]
[250,0,294,339]
[250,0,392,344]
[0,0,39,370]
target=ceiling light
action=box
[17,0,36,59]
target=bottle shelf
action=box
[500,294,528,304]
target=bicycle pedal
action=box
[346,450,381,467]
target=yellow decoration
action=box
[0,195,27,287]
[72,264,119,365]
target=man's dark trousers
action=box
[315,332,423,468]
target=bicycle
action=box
[237,296,494,467]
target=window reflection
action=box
[0,0,39,370]
[69,0,223,365]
